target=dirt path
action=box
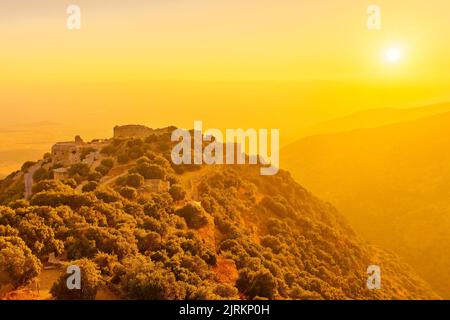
[24,162,41,199]
[179,165,218,201]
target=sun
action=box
[384,47,403,63]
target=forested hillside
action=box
[0,129,438,299]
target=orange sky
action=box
[1,0,450,148]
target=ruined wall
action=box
[51,143,81,166]
[113,125,153,139]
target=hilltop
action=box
[0,125,439,300]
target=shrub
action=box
[125,173,144,188]
[87,171,102,182]
[68,163,90,178]
[236,268,278,299]
[95,165,110,176]
[175,203,208,229]
[93,252,120,277]
[260,235,283,254]
[169,184,186,201]
[101,158,114,169]
[120,256,186,299]
[166,175,180,185]
[21,161,36,172]
[7,199,29,210]
[134,163,165,180]
[50,259,101,300]
[0,236,41,289]
[119,186,137,200]
[213,284,239,299]
[100,145,116,156]
[32,180,72,194]
[82,181,98,193]
[117,153,130,164]
[64,178,78,189]
[80,147,96,161]
[94,189,121,203]
[33,168,53,182]
[30,192,95,210]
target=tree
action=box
[169,184,186,201]
[101,158,114,169]
[21,161,36,172]
[260,235,283,254]
[51,259,101,300]
[94,189,121,203]
[119,186,137,200]
[68,163,90,178]
[117,153,130,164]
[175,203,209,229]
[125,173,144,188]
[93,252,120,277]
[80,147,96,161]
[32,180,72,194]
[95,165,110,176]
[82,181,98,193]
[87,171,102,182]
[100,144,116,156]
[33,167,53,182]
[15,214,64,258]
[133,163,165,180]
[120,256,186,299]
[236,268,278,299]
[0,236,41,289]
[64,178,78,189]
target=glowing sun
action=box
[384,47,403,63]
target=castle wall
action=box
[51,144,81,166]
[113,125,153,138]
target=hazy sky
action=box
[1,0,450,144]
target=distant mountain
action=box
[297,102,450,138]
[0,127,438,299]
[282,110,450,298]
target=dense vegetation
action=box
[0,130,439,300]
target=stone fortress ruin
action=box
[50,125,169,181]
[51,135,85,167]
[51,135,108,180]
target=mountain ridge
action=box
[0,126,439,299]
[282,109,450,298]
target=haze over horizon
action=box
[2,1,450,145]
[2,1,450,181]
